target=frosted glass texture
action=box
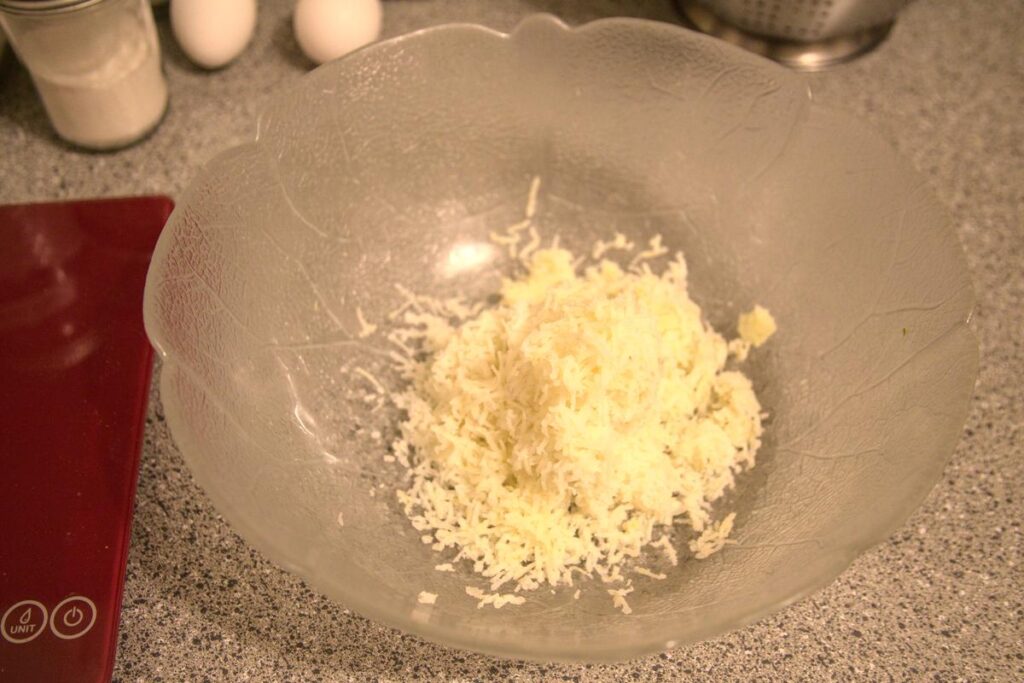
[144,16,977,661]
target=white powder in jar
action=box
[4,2,168,150]
[33,25,167,149]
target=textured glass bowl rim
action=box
[145,14,978,662]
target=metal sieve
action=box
[679,0,913,70]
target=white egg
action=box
[170,0,257,69]
[293,0,382,66]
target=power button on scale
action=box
[50,596,97,640]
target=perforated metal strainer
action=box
[679,0,912,70]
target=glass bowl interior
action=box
[143,15,977,661]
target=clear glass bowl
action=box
[143,15,977,661]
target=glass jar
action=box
[0,0,168,150]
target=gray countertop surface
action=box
[2,0,1021,680]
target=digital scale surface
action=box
[0,196,173,682]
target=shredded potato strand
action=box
[392,246,770,597]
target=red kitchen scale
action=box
[0,196,173,682]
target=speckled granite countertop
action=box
[1,0,1021,680]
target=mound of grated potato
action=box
[389,235,774,610]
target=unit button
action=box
[50,596,97,640]
[1,600,48,644]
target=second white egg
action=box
[171,0,258,69]
[293,0,382,66]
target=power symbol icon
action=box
[63,606,83,627]
[50,596,96,639]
